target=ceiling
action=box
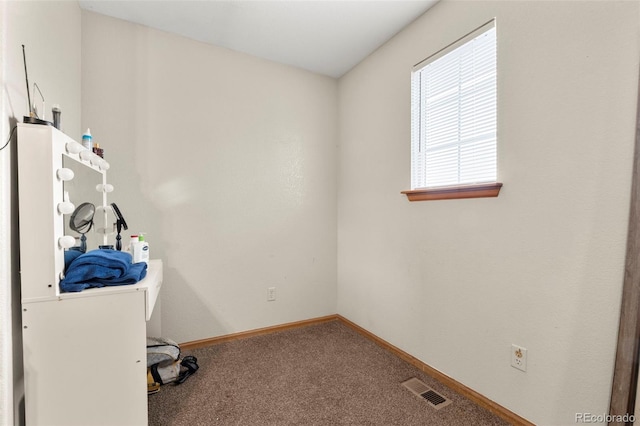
[78,0,439,78]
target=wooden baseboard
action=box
[179,315,337,350]
[180,314,532,425]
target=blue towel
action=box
[60,249,148,292]
[64,248,83,270]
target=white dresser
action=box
[17,124,161,426]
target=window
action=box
[403,20,502,201]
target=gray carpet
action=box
[148,320,508,425]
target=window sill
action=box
[401,182,503,202]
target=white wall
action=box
[337,1,640,425]
[81,11,339,343]
[0,1,81,424]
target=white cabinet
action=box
[17,124,161,426]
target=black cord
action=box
[0,126,17,152]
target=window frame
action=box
[403,20,502,202]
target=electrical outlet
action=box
[511,344,527,372]
[267,287,276,302]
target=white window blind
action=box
[411,21,497,189]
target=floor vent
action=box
[401,378,452,410]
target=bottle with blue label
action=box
[132,233,149,264]
[82,128,92,150]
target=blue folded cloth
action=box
[60,249,148,292]
[64,248,83,270]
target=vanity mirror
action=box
[62,155,104,251]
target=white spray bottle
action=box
[127,235,138,262]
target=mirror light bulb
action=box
[65,142,84,154]
[58,235,76,249]
[58,192,75,214]
[79,150,92,161]
[57,201,75,215]
[95,184,114,193]
[56,168,74,181]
